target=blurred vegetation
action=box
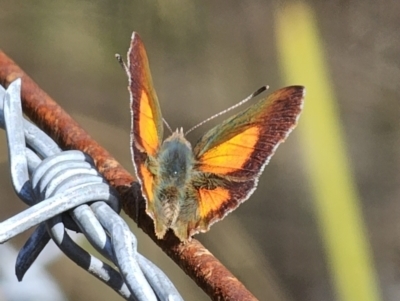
[1,1,399,300]
[276,3,380,301]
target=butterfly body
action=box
[148,129,196,238]
[127,32,305,242]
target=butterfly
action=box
[125,32,305,242]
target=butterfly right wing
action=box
[189,86,305,235]
[128,32,163,218]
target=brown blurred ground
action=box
[0,1,399,300]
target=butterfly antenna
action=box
[115,53,129,76]
[185,85,268,135]
[163,118,173,134]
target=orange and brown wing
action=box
[128,32,163,206]
[192,86,305,229]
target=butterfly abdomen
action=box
[155,185,180,226]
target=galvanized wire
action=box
[0,79,183,301]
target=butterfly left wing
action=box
[190,86,305,234]
[128,32,163,218]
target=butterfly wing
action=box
[191,86,305,232]
[128,32,163,215]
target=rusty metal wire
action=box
[0,50,259,301]
[0,79,183,301]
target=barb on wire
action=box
[0,79,183,301]
[0,51,259,301]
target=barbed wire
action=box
[0,79,184,301]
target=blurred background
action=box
[0,1,399,300]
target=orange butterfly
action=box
[126,32,304,242]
